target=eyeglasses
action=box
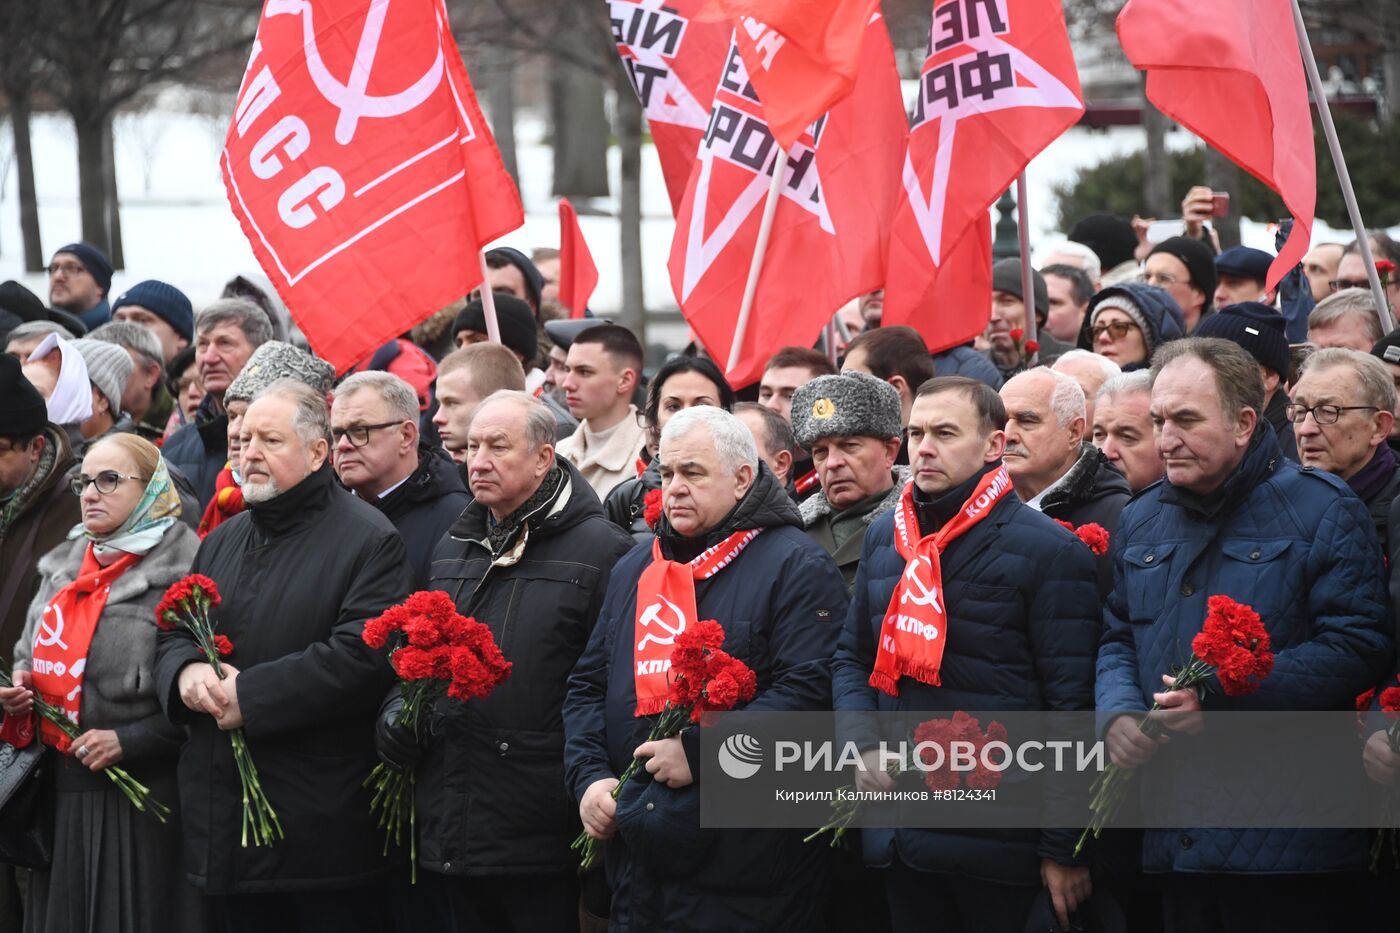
[47,262,88,277]
[331,421,404,447]
[69,470,141,496]
[1329,279,1372,292]
[1091,321,1140,341]
[1284,403,1380,425]
[1137,271,1182,287]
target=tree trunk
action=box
[1204,146,1241,248]
[9,90,44,272]
[103,113,124,270]
[73,108,110,257]
[1141,75,1172,216]
[551,61,610,199]
[481,44,519,184]
[614,71,645,343]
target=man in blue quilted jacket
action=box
[833,376,1101,932]
[1098,337,1394,932]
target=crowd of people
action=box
[2,191,1400,933]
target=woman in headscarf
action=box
[0,433,207,932]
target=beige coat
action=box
[555,407,647,503]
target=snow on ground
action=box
[0,102,1368,353]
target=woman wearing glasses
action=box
[1076,283,1187,371]
[0,434,207,932]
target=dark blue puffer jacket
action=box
[1097,428,1394,873]
[1076,282,1187,371]
[563,464,849,932]
[832,463,1101,885]
[162,394,228,509]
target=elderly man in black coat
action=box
[564,406,849,932]
[833,376,1101,933]
[375,390,633,931]
[155,379,411,933]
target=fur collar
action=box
[800,465,911,529]
[35,523,200,607]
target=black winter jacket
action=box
[162,395,228,508]
[1039,443,1131,597]
[832,462,1100,884]
[604,458,661,543]
[154,465,411,894]
[371,445,469,587]
[564,464,848,932]
[416,458,633,877]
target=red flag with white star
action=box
[1118,0,1314,289]
[610,0,731,214]
[883,0,1083,352]
[221,0,522,373]
[668,14,906,387]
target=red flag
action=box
[610,0,731,214]
[883,0,1084,351]
[708,0,882,150]
[221,0,522,373]
[1118,0,1314,289]
[668,14,906,387]
[558,198,599,318]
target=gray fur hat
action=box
[225,340,336,405]
[790,371,903,448]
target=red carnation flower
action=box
[1381,687,1400,715]
[1358,688,1378,713]
[1009,327,1024,342]
[213,635,234,658]
[1024,340,1040,354]
[1074,523,1110,556]
[1192,596,1272,696]
[1377,259,1397,284]
[643,489,663,530]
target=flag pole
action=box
[1015,172,1040,365]
[1289,0,1395,334]
[477,250,503,344]
[825,318,838,367]
[727,148,788,374]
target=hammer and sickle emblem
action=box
[812,398,836,419]
[37,605,68,650]
[271,0,445,144]
[637,595,688,651]
[899,558,943,613]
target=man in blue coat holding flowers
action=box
[1097,337,1394,932]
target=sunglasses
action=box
[1091,321,1140,341]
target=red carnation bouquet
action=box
[1365,677,1400,869]
[572,619,756,869]
[805,711,1006,847]
[1009,327,1041,362]
[362,591,512,876]
[1075,595,1273,855]
[156,574,279,846]
[1055,519,1110,557]
[643,489,664,530]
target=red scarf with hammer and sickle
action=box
[869,465,1012,696]
[31,546,140,749]
[633,529,761,715]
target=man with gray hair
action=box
[565,405,847,932]
[377,390,632,928]
[332,371,467,586]
[5,320,73,360]
[1308,287,1386,351]
[1290,348,1400,551]
[790,372,909,590]
[1098,338,1392,927]
[155,378,412,930]
[90,320,175,443]
[1002,368,1130,530]
[1092,371,1165,493]
[1053,348,1121,427]
[164,298,274,508]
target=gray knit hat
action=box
[790,371,903,448]
[225,340,336,405]
[70,338,134,415]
